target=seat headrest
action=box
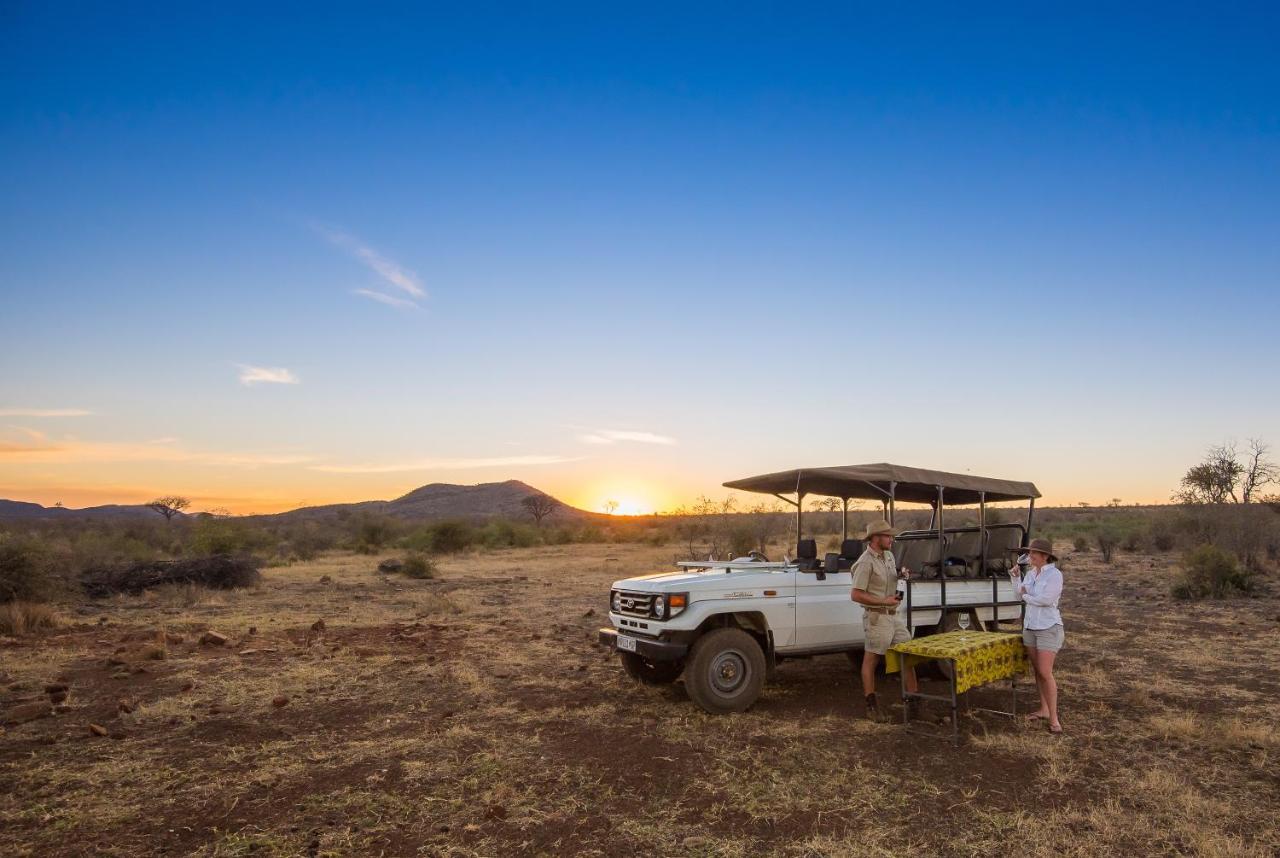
[797,538,817,559]
[840,539,861,558]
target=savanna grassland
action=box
[2,541,1278,857]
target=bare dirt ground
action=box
[2,543,1278,857]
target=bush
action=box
[1096,529,1120,563]
[1173,544,1253,600]
[401,554,437,579]
[1121,530,1145,552]
[0,536,55,603]
[478,519,541,549]
[191,517,270,556]
[0,600,60,635]
[1072,536,1089,553]
[729,527,757,557]
[352,513,400,554]
[430,520,475,553]
[81,554,262,597]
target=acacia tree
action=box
[1176,440,1276,504]
[147,495,190,522]
[520,494,559,527]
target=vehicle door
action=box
[794,565,861,647]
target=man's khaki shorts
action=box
[863,609,911,656]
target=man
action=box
[850,519,918,721]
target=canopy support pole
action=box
[982,492,994,630]
[841,498,849,542]
[888,481,897,526]
[937,485,946,619]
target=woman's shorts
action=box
[1023,624,1064,652]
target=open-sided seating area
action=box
[893,524,1025,579]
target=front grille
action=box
[615,590,655,618]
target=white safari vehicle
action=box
[599,464,1041,713]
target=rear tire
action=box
[619,651,683,684]
[684,628,766,714]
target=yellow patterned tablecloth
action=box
[886,631,1029,695]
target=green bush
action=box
[191,517,270,556]
[1172,544,1253,599]
[1096,528,1121,563]
[1121,530,1145,552]
[0,535,54,603]
[1072,536,1089,553]
[401,554,437,579]
[478,518,541,549]
[428,520,475,553]
[352,514,399,554]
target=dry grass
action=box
[1,543,1278,857]
[0,600,59,635]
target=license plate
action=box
[616,634,638,653]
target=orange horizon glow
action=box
[0,476,1188,518]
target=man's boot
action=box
[864,692,882,722]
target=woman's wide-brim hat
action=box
[862,519,902,540]
[1009,537,1058,562]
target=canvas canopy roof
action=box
[723,463,1040,506]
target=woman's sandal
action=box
[1049,722,1063,734]
[1025,711,1049,721]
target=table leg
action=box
[900,654,909,727]
[950,660,958,746]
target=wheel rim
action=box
[707,648,750,696]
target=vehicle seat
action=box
[896,535,945,579]
[824,538,863,572]
[946,531,983,576]
[795,539,821,571]
[984,528,1018,574]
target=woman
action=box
[1011,537,1064,734]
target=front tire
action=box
[619,651,684,684]
[684,628,766,714]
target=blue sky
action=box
[2,4,1278,513]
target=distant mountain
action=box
[265,480,593,523]
[0,499,178,521]
[0,480,592,524]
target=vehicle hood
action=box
[612,567,787,593]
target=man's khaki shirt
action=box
[851,548,897,600]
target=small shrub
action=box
[401,554,437,580]
[1121,530,1144,552]
[353,513,399,554]
[1151,531,1176,552]
[730,527,758,557]
[438,520,476,553]
[0,600,60,635]
[1096,529,1120,563]
[1072,536,1089,553]
[1172,544,1253,600]
[0,536,54,603]
[81,555,261,597]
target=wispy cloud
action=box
[311,455,577,474]
[237,365,300,386]
[317,225,425,307]
[576,429,677,446]
[353,288,420,310]
[0,408,93,417]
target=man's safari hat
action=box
[1010,537,1057,562]
[862,519,902,540]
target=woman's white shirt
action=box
[1020,563,1063,630]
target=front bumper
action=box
[598,628,689,662]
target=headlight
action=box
[653,595,666,619]
[611,591,621,613]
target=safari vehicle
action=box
[598,463,1040,713]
